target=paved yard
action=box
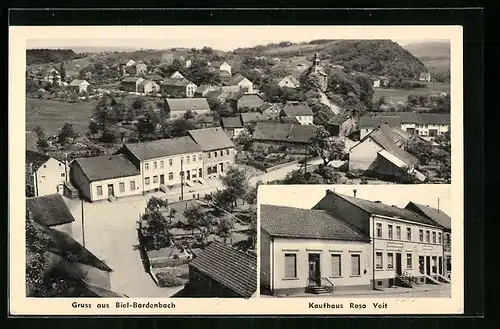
[64,195,187,297]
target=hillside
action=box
[403,41,450,61]
[26,49,84,65]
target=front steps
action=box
[308,286,332,295]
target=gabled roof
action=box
[252,122,318,144]
[73,154,140,182]
[366,112,450,125]
[327,112,352,125]
[27,194,76,227]
[161,78,193,87]
[355,125,418,166]
[204,89,224,99]
[260,204,370,242]
[228,90,247,101]
[221,116,244,129]
[219,61,231,68]
[358,115,401,129]
[69,79,88,86]
[26,150,54,171]
[188,127,235,151]
[125,136,202,161]
[221,85,242,94]
[136,60,146,65]
[320,192,444,228]
[39,223,113,272]
[241,112,266,125]
[230,73,247,85]
[189,241,256,298]
[281,104,314,117]
[420,72,431,78]
[405,202,451,230]
[165,98,210,112]
[279,75,300,86]
[195,84,212,94]
[121,76,143,83]
[138,79,155,86]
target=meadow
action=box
[372,82,450,103]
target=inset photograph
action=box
[259,184,452,298]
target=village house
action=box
[312,191,448,289]
[228,73,254,93]
[280,103,314,125]
[300,53,329,92]
[252,121,318,153]
[278,75,300,89]
[188,128,236,180]
[70,154,142,202]
[360,112,450,139]
[405,202,451,279]
[27,194,75,237]
[348,125,427,182]
[184,241,257,298]
[204,89,226,104]
[195,114,216,129]
[170,71,185,79]
[185,59,192,68]
[194,84,218,98]
[325,113,358,137]
[120,137,204,194]
[419,72,431,82]
[219,61,232,75]
[146,74,164,85]
[164,98,211,119]
[125,59,136,67]
[42,68,62,85]
[220,116,245,139]
[68,79,90,94]
[372,78,381,88]
[221,85,244,95]
[260,203,371,295]
[228,91,264,112]
[219,70,232,84]
[135,61,148,75]
[120,76,144,93]
[137,79,160,94]
[160,78,197,98]
[26,150,67,197]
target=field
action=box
[373,82,450,103]
[423,59,451,72]
[26,97,96,149]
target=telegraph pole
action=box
[81,198,86,247]
[180,158,184,201]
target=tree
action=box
[406,136,434,165]
[309,127,346,166]
[282,170,324,184]
[26,210,50,296]
[234,129,252,150]
[221,167,249,206]
[59,61,66,81]
[183,205,204,236]
[354,74,374,106]
[141,210,171,251]
[57,122,78,144]
[244,185,258,205]
[316,164,342,184]
[146,196,169,212]
[132,96,147,111]
[33,126,49,152]
[212,189,236,212]
[136,115,157,141]
[162,118,196,138]
[183,109,195,120]
[168,208,177,224]
[216,217,234,244]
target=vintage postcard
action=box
[9,25,462,315]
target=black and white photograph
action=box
[259,184,452,298]
[10,24,463,315]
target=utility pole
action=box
[180,157,184,201]
[81,198,86,248]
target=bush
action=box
[155,272,183,287]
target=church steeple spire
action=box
[313,52,320,66]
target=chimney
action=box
[353,189,357,198]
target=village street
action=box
[64,195,200,297]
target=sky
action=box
[258,184,451,216]
[24,26,450,52]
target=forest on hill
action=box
[26,49,84,65]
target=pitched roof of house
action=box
[27,194,76,227]
[69,79,88,86]
[358,115,402,129]
[230,73,247,85]
[355,125,418,166]
[138,79,154,86]
[189,241,256,298]
[241,112,266,125]
[414,113,450,125]
[121,76,143,83]
[146,74,164,81]
[253,122,318,144]
[405,202,451,230]
[195,84,212,94]
[330,192,443,228]
[219,61,231,68]
[188,127,235,151]
[125,136,201,161]
[165,98,210,112]
[367,112,450,125]
[228,89,247,101]
[26,150,53,171]
[281,117,300,124]
[221,116,244,129]
[420,72,431,78]
[136,60,146,65]
[40,223,113,272]
[279,75,300,85]
[327,112,352,125]
[219,70,232,78]
[73,154,140,182]
[281,104,314,117]
[161,78,193,87]
[204,89,224,99]
[221,85,242,94]
[260,204,370,242]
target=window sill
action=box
[329,276,342,279]
[349,275,361,278]
[282,277,299,281]
[375,268,384,271]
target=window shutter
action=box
[332,255,341,276]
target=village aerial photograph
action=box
[24,31,451,299]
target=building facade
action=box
[26,150,67,197]
[120,77,144,93]
[188,128,236,180]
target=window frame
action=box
[375,252,383,269]
[388,224,393,239]
[396,226,401,240]
[145,177,150,185]
[119,182,125,193]
[387,252,394,269]
[376,222,382,238]
[129,180,136,191]
[406,253,413,269]
[284,253,297,279]
[407,227,412,241]
[351,254,361,276]
[331,254,342,277]
[419,229,424,242]
[96,185,103,196]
